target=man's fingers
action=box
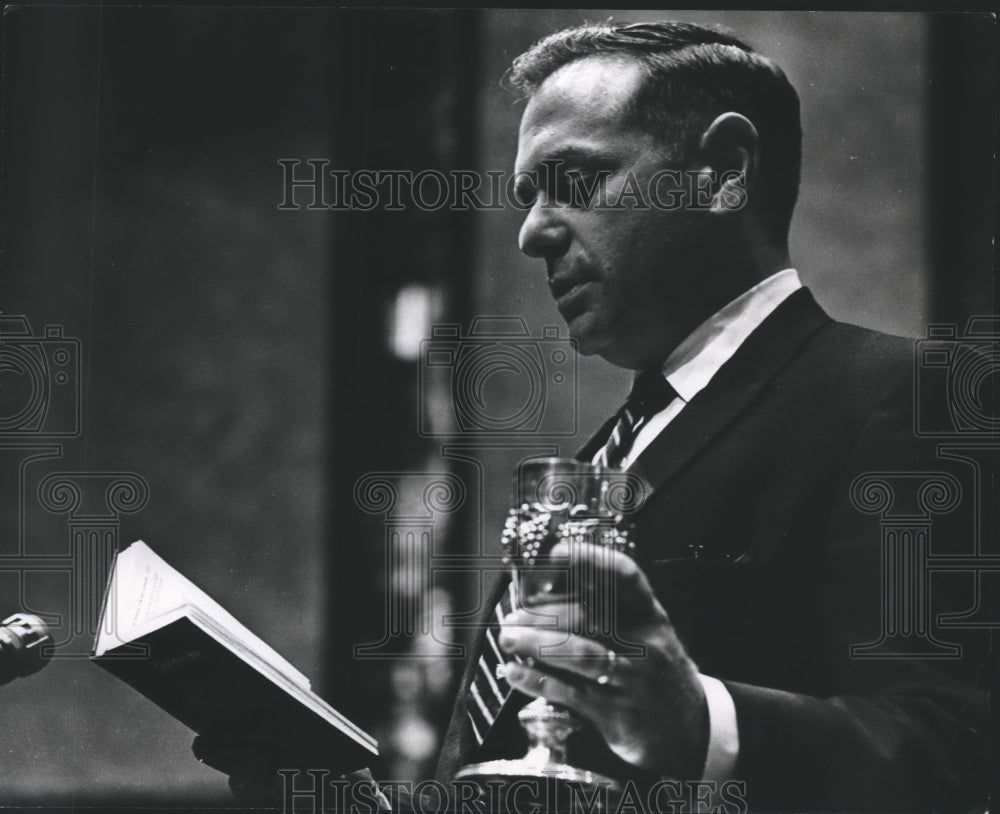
[499,622,588,659]
[546,539,642,583]
[501,658,618,722]
[499,624,634,686]
[503,599,654,655]
[515,541,636,603]
[538,540,667,622]
[531,539,653,604]
[504,602,584,631]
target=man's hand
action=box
[497,540,709,781]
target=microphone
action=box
[0,613,52,686]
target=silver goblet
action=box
[456,457,646,811]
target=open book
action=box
[92,540,377,763]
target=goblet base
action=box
[455,760,621,813]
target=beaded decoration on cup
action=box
[500,502,634,567]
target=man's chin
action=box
[563,312,604,351]
[569,330,626,366]
[566,316,647,367]
[565,324,601,357]
[569,327,655,370]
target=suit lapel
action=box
[579,289,831,496]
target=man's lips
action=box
[549,276,595,321]
[548,274,593,301]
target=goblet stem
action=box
[519,697,577,767]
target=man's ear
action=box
[695,112,758,214]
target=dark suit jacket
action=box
[435,289,989,812]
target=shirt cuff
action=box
[697,673,740,782]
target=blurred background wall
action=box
[0,7,993,807]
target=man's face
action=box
[514,56,717,371]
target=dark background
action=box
[0,7,994,806]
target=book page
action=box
[95,540,310,690]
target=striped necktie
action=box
[466,579,520,746]
[594,371,678,468]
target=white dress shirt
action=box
[594,268,803,788]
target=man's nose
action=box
[518,199,570,260]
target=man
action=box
[199,21,989,812]
[433,21,988,812]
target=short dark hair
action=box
[506,21,802,243]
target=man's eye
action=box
[513,179,537,208]
[552,169,602,207]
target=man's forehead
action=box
[516,56,647,161]
[520,57,645,131]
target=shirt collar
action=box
[662,268,803,402]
